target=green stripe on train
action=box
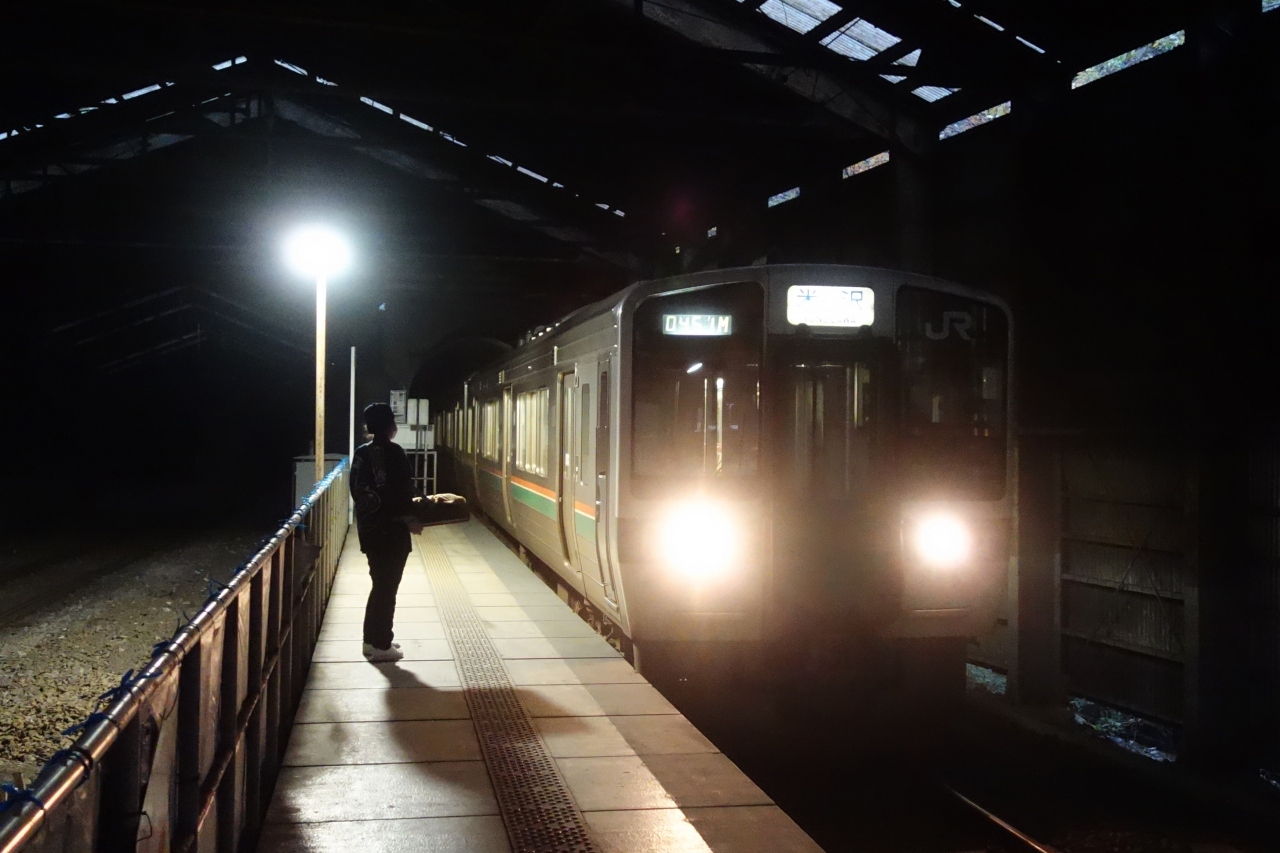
[574,511,596,540]
[511,480,557,519]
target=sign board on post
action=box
[390,390,407,424]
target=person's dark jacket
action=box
[351,437,414,553]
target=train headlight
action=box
[660,501,739,580]
[911,513,973,569]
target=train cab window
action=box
[896,286,1009,500]
[769,332,893,500]
[631,281,764,497]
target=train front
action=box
[620,266,1012,685]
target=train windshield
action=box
[631,280,764,496]
[896,286,1009,500]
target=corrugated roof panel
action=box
[974,14,1005,31]
[488,155,514,166]
[912,85,958,102]
[273,60,307,76]
[360,96,393,114]
[881,74,907,83]
[894,48,921,67]
[517,166,549,183]
[757,0,841,35]
[1016,36,1046,54]
[939,101,1011,139]
[842,150,889,178]
[122,84,162,100]
[399,113,433,131]
[1071,31,1184,89]
[821,18,900,61]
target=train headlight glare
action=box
[660,501,738,579]
[912,514,972,569]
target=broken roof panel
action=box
[754,0,842,35]
[1071,31,1184,89]
[912,85,958,102]
[820,18,901,61]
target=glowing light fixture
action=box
[284,224,352,488]
[660,501,739,580]
[686,362,704,374]
[284,225,351,280]
[911,513,973,569]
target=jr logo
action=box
[925,311,974,341]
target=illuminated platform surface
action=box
[259,520,823,853]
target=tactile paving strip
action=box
[417,531,599,853]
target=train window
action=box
[480,400,500,460]
[896,286,1009,500]
[631,281,764,496]
[579,384,591,485]
[515,388,550,476]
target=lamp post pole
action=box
[315,276,327,488]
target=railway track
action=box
[941,781,1063,853]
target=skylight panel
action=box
[1016,36,1046,54]
[946,0,962,6]
[360,96,392,114]
[488,155,514,166]
[758,0,841,35]
[974,15,1004,31]
[316,76,338,87]
[122,84,161,100]
[842,151,889,178]
[881,74,907,83]
[894,48,921,67]
[213,56,247,71]
[613,209,626,217]
[517,166,549,183]
[821,18,901,61]
[274,60,308,76]
[912,85,958,102]
[400,114,433,131]
[595,203,610,210]
[939,101,1011,139]
[768,187,801,207]
[1265,0,1279,12]
[707,226,718,238]
[54,113,72,119]
[0,132,8,142]
[439,132,466,147]
[1071,31,1184,89]
[551,182,565,189]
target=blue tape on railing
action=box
[47,748,94,781]
[0,783,46,816]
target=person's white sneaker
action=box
[362,643,404,663]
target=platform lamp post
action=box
[284,225,352,488]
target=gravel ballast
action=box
[0,528,264,786]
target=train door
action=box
[501,386,513,525]
[593,366,619,604]
[557,372,579,570]
[570,366,608,602]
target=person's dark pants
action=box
[362,537,411,649]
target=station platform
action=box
[257,519,824,853]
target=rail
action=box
[0,460,351,853]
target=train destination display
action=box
[786,285,875,328]
[662,313,734,336]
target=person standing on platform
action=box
[350,402,420,663]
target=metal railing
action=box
[0,460,350,853]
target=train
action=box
[434,264,1013,701]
